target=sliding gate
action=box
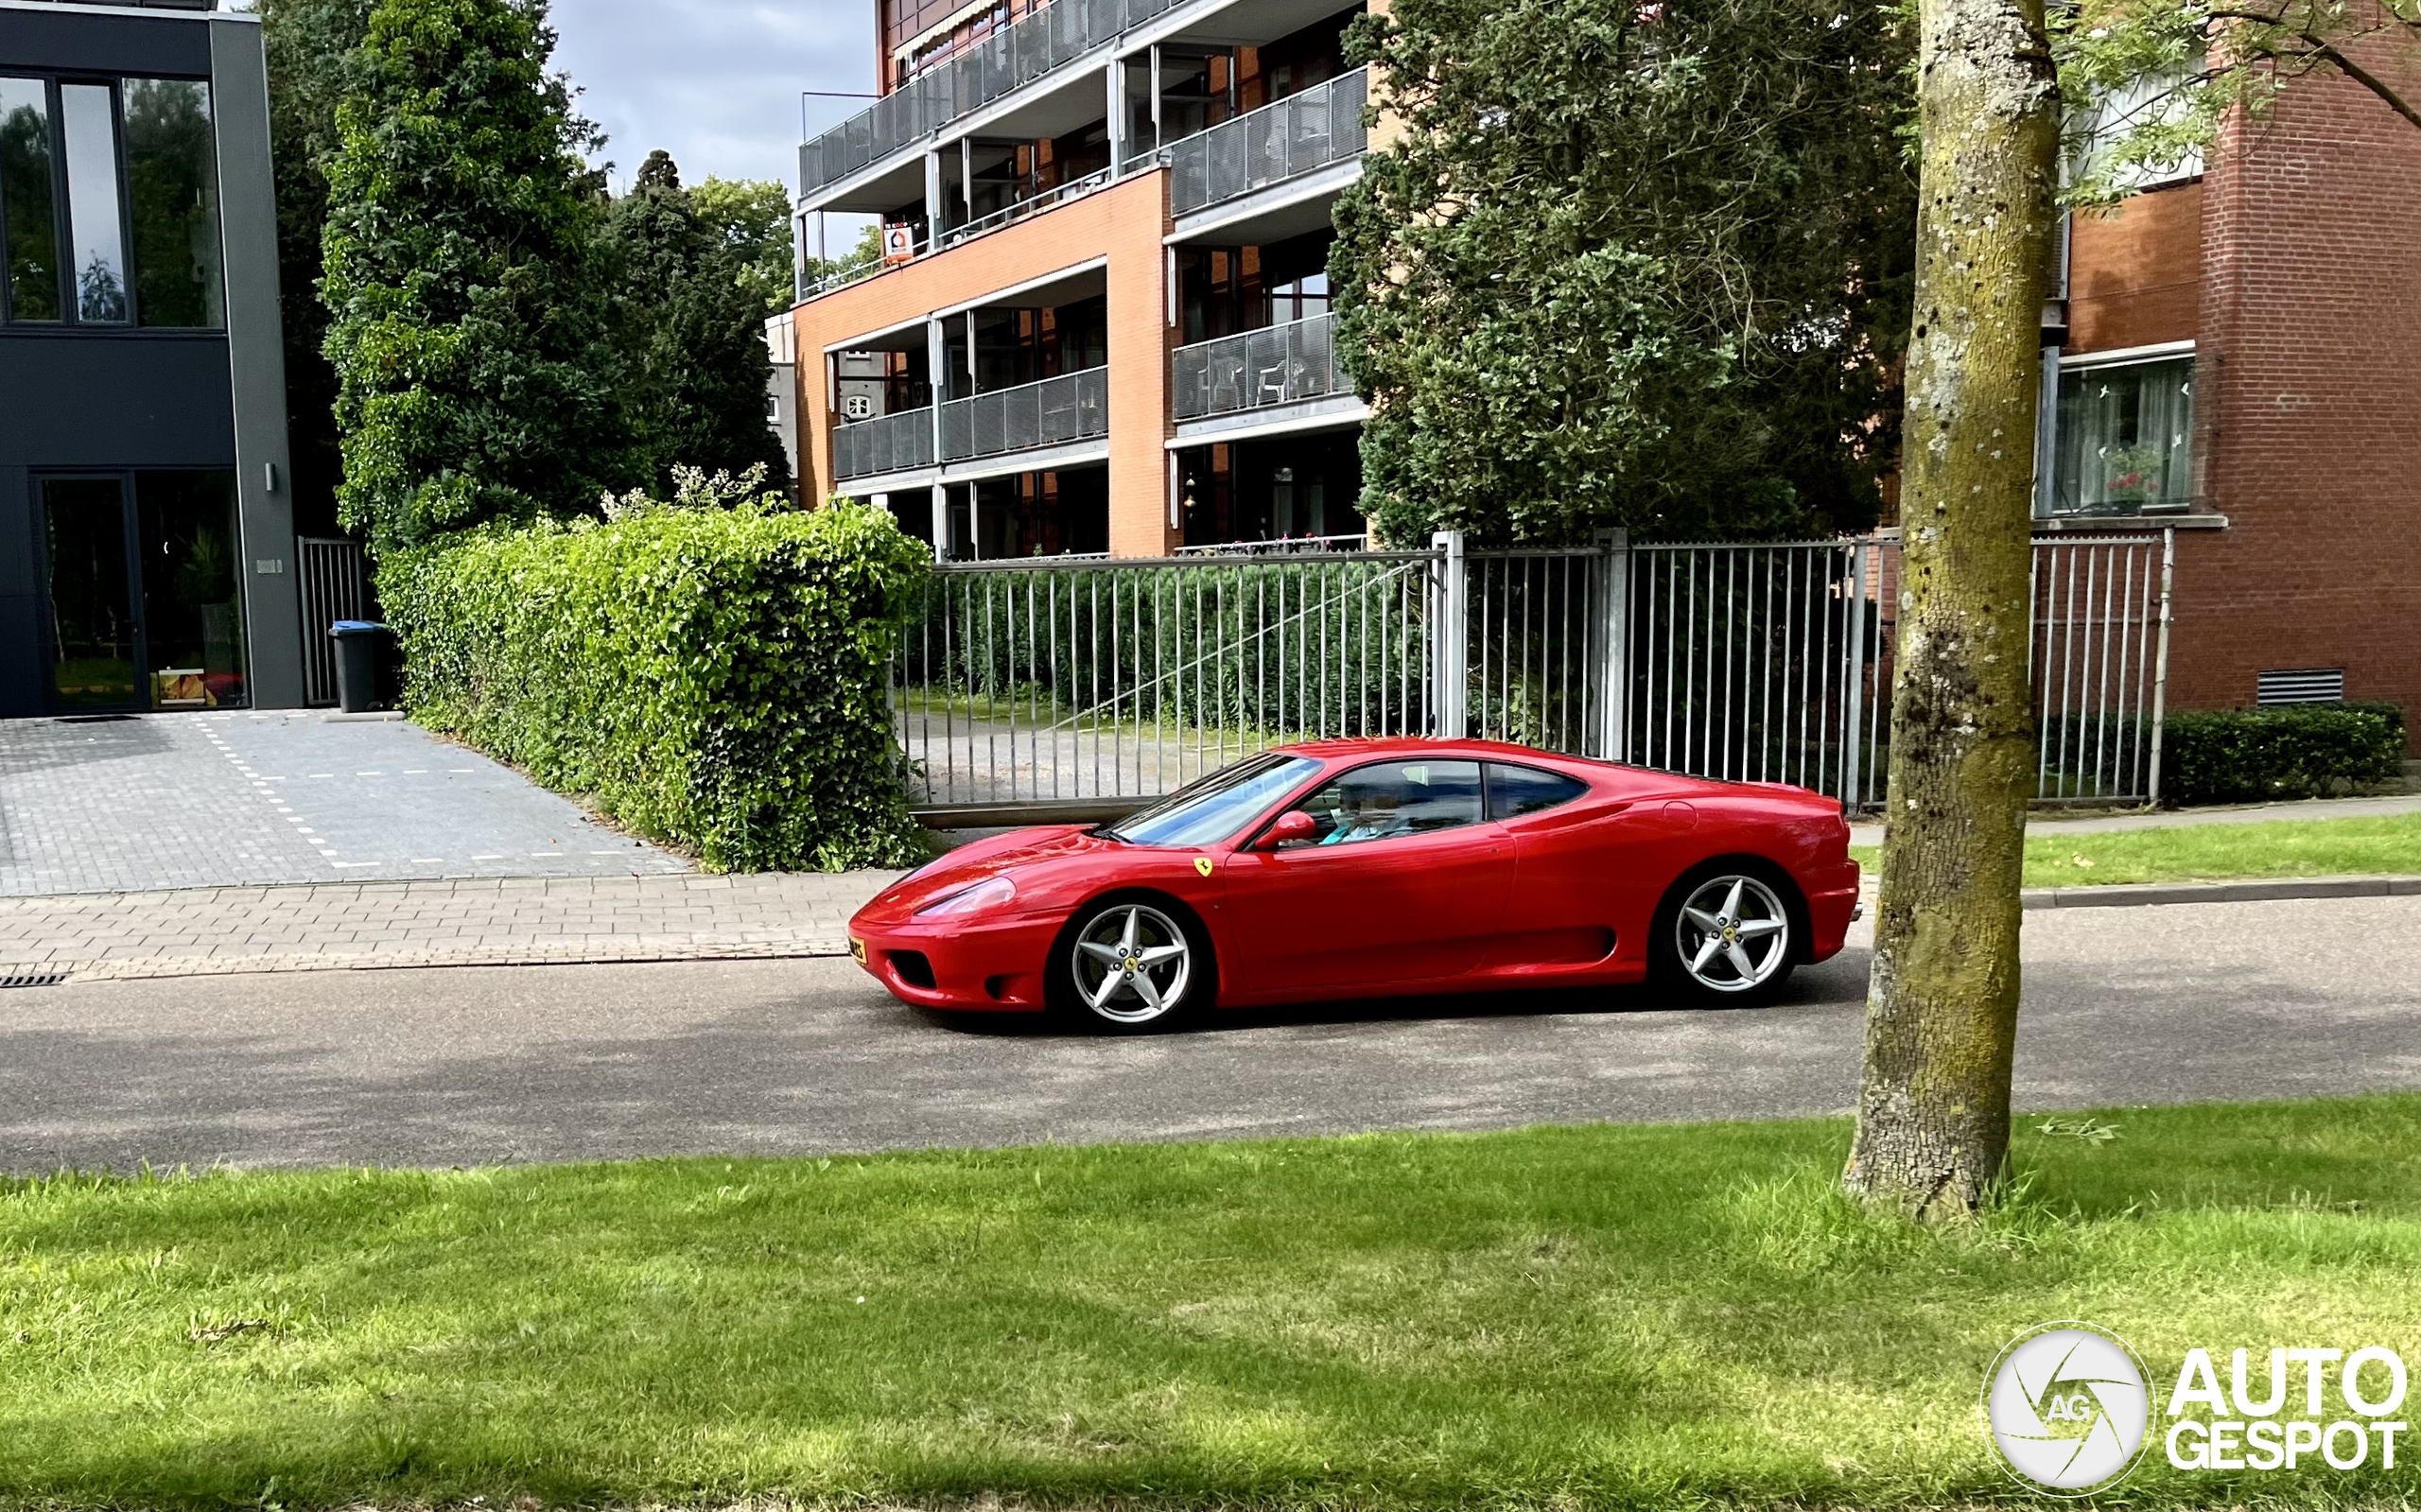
[894,530,2175,816]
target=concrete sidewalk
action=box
[0,871,902,983]
[1848,791,2421,847]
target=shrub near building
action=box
[381,491,932,872]
[2163,703,2408,807]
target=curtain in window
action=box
[2052,356,2194,514]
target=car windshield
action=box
[1102,754,1321,847]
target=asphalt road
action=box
[4,895,2417,1173]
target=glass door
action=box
[38,476,142,711]
[36,470,249,712]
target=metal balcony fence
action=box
[833,406,938,480]
[799,0,1191,198]
[940,367,1108,462]
[1172,310,1344,421]
[1162,67,1367,217]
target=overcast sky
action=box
[549,0,880,195]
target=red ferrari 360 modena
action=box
[848,738,1860,1031]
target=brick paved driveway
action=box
[0,711,688,895]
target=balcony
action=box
[1173,311,1346,422]
[799,0,1191,199]
[833,407,936,480]
[834,368,1109,482]
[943,367,1108,461]
[1158,68,1366,217]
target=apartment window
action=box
[0,75,223,329]
[2050,354,2193,514]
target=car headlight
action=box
[914,875,1017,917]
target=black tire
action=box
[1046,893,1216,1033]
[1648,858,1805,1007]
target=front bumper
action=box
[847,909,1060,1011]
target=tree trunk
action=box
[1842,0,2060,1218]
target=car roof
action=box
[1275,736,1596,766]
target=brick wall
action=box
[790,169,1176,554]
[2175,61,2421,749]
[2067,179,2201,353]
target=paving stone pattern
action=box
[1,711,688,895]
[0,871,900,982]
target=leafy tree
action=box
[601,150,792,496]
[1331,0,1917,546]
[1843,0,2060,1217]
[689,175,795,316]
[258,0,375,534]
[320,0,626,552]
[2058,0,2419,202]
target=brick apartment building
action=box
[787,9,2419,739]
[788,0,1370,559]
[2050,59,2421,740]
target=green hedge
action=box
[381,502,932,871]
[2161,701,2407,807]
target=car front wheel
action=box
[1654,868,1798,1004]
[1054,897,1210,1031]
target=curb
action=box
[2020,875,2421,910]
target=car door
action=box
[1487,762,1698,973]
[1222,757,1512,991]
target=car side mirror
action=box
[1260,809,1318,850]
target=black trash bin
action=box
[330,620,389,713]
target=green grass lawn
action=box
[1851,810,2421,888]
[5,1096,2420,1509]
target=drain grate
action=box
[1,970,68,989]
[54,713,137,724]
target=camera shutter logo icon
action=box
[1983,1322,2152,1495]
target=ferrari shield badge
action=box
[1193,857,1213,877]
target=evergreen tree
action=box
[1332,0,1918,545]
[320,0,626,551]
[600,150,791,496]
[258,0,376,535]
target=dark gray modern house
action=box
[1,0,300,717]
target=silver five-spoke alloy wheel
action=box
[1674,874,1791,994]
[1071,903,1193,1024]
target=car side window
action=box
[1485,761,1589,821]
[1288,759,1484,847]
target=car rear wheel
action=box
[1653,866,1798,1004]
[1054,898,1210,1032]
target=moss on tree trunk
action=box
[1842,0,2059,1219]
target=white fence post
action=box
[1593,527,1629,762]
[1430,530,1467,739]
[2148,527,2175,807]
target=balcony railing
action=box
[799,0,1190,199]
[1159,68,1367,217]
[942,167,1112,249]
[1173,310,1347,422]
[833,405,938,479]
[942,367,1108,461]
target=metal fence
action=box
[799,0,1189,197]
[1163,68,1367,216]
[894,529,2176,814]
[297,536,371,707]
[1172,311,1344,421]
[833,406,937,480]
[897,550,1437,807]
[940,367,1108,462]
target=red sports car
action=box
[849,738,1860,1031]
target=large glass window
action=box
[59,82,129,323]
[0,77,60,321]
[124,78,222,328]
[2051,355,2194,514]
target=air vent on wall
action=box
[2256,668,2345,705]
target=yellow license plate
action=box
[849,937,867,964]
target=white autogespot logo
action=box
[1984,1321,2154,1495]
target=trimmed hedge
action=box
[381,502,932,871]
[2161,701,2407,807]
